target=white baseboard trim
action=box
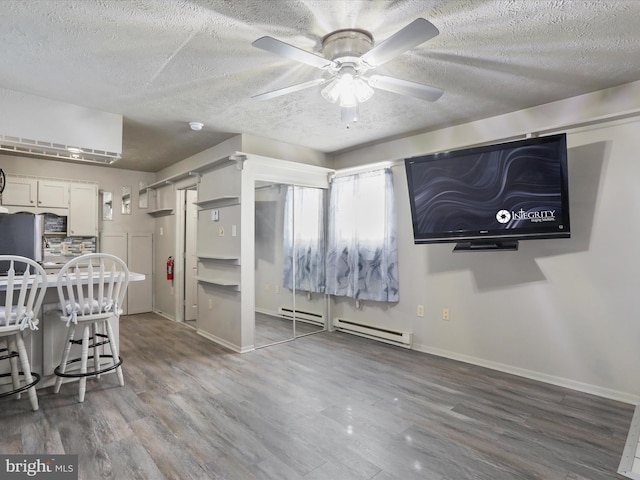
[196,328,253,354]
[152,310,175,322]
[412,342,640,405]
[619,404,640,479]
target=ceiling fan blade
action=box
[252,78,328,100]
[253,36,334,70]
[368,75,444,102]
[360,18,439,68]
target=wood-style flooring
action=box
[254,311,325,347]
[0,312,634,480]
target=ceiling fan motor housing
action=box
[322,29,373,66]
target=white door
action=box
[184,189,198,322]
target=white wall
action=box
[0,87,122,154]
[331,83,640,403]
[151,183,178,319]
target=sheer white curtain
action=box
[326,168,399,302]
[282,186,325,293]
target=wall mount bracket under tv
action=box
[405,133,570,252]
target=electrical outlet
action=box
[417,305,424,317]
[208,298,213,310]
[442,308,450,321]
[275,285,280,294]
[264,283,270,292]
[218,226,225,237]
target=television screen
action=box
[405,133,570,250]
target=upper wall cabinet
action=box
[1,176,37,206]
[1,174,98,236]
[38,179,70,208]
[69,183,98,236]
[1,175,69,208]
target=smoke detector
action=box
[189,122,204,131]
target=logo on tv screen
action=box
[496,210,511,223]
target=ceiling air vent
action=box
[0,134,121,165]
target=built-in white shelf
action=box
[197,255,240,262]
[194,196,240,209]
[139,152,246,194]
[196,276,239,287]
[146,208,174,217]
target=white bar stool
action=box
[53,253,129,402]
[0,256,48,411]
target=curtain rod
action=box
[331,159,403,180]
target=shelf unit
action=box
[138,153,246,195]
[197,254,240,262]
[196,276,239,287]
[146,208,174,217]
[194,196,240,209]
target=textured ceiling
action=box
[1,0,640,172]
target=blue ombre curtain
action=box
[326,169,399,302]
[282,186,326,293]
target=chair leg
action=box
[92,322,100,379]
[7,336,21,400]
[54,325,77,394]
[15,333,38,411]
[78,324,91,403]
[104,319,124,387]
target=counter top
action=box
[0,271,145,291]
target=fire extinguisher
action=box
[166,256,174,281]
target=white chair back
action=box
[57,253,129,325]
[0,256,48,333]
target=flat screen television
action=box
[405,133,570,251]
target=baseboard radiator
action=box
[277,307,325,326]
[333,318,413,349]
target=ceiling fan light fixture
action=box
[321,67,374,109]
[320,78,341,104]
[353,78,374,103]
[338,72,357,108]
[341,105,358,124]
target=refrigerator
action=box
[0,213,44,272]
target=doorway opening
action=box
[183,187,198,328]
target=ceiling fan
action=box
[252,18,444,123]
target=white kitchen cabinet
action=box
[68,183,98,236]
[1,175,98,236]
[1,176,69,208]
[127,232,153,314]
[1,176,37,206]
[100,231,153,314]
[37,179,70,208]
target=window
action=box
[326,169,399,302]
